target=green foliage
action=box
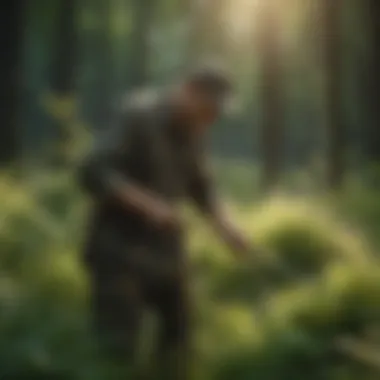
[207,196,372,306]
[253,197,371,273]
[209,263,380,379]
[1,170,380,379]
[339,177,380,246]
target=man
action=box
[78,64,251,379]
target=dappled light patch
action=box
[249,196,371,274]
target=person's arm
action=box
[188,154,250,258]
[78,111,179,230]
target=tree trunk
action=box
[51,0,77,95]
[0,1,25,165]
[257,0,284,191]
[364,0,380,163]
[129,0,155,88]
[49,0,78,165]
[187,0,203,65]
[92,0,113,129]
[187,0,225,67]
[323,0,344,189]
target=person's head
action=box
[176,63,234,135]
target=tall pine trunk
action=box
[364,0,380,163]
[92,0,113,129]
[257,1,284,191]
[129,0,154,88]
[187,0,204,65]
[49,0,78,165]
[324,0,344,189]
[187,0,225,67]
[51,0,77,95]
[0,1,25,165]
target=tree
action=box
[48,0,79,165]
[92,0,113,129]
[187,0,226,67]
[257,0,284,190]
[323,0,344,189]
[0,1,25,165]
[364,0,380,164]
[128,0,155,88]
[51,0,78,96]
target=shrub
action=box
[208,196,372,305]
[211,262,380,380]
[250,196,371,274]
[1,171,380,380]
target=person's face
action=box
[184,84,222,135]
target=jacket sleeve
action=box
[77,108,146,201]
[188,152,217,215]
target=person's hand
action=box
[222,225,251,260]
[114,181,182,233]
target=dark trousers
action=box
[86,242,192,380]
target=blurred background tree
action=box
[323,0,344,190]
[0,1,25,165]
[364,0,380,167]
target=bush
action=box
[211,262,380,380]
[1,171,380,380]
[208,196,372,305]
[251,197,371,274]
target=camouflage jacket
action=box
[78,89,216,252]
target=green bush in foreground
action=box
[212,263,380,380]
[207,196,372,305]
[1,172,380,379]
